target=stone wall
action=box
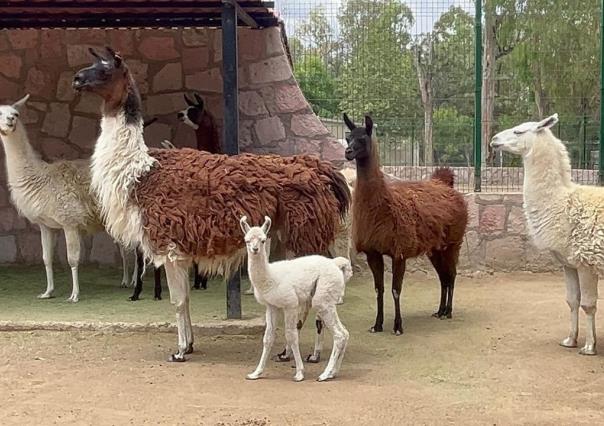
[0,26,344,264]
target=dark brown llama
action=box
[343,113,467,335]
[72,47,350,362]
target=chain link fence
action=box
[275,0,602,192]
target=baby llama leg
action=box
[119,245,130,288]
[560,266,580,348]
[64,227,82,303]
[38,225,57,299]
[578,267,598,355]
[316,306,349,382]
[284,307,305,382]
[247,305,278,380]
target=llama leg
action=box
[578,267,598,355]
[129,248,145,301]
[317,307,349,382]
[429,248,458,319]
[164,260,192,362]
[183,287,194,354]
[119,245,130,288]
[284,308,305,382]
[247,306,278,380]
[38,225,57,299]
[366,251,385,332]
[64,228,81,303]
[307,317,324,363]
[391,257,406,335]
[154,267,162,300]
[560,266,580,348]
[129,249,138,288]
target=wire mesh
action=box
[275,0,602,193]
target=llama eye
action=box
[261,239,266,244]
[513,130,526,136]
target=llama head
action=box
[343,113,374,162]
[0,94,29,136]
[177,93,205,130]
[490,114,559,156]
[240,215,271,256]
[73,47,129,97]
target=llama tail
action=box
[316,162,352,220]
[334,256,353,283]
[431,167,455,188]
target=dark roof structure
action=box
[0,0,278,29]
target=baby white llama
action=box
[0,95,130,301]
[241,216,351,382]
[491,113,604,355]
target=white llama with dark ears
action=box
[241,215,351,382]
[492,113,604,355]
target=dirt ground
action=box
[2,271,604,425]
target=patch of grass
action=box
[0,265,264,324]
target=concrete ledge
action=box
[0,317,264,336]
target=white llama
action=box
[240,216,351,382]
[491,113,604,355]
[0,94,131,302]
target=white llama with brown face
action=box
[0,94,131,302]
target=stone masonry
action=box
[0,26,345,265]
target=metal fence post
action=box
[222,0,242,319]
[474,0,483,192]
[600,0,604,184]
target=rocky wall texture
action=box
[0,26,344,265]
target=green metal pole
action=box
[600,0,604,184]
[474,0,483,192]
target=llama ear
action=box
[240,216,251,234]
[88,47,105,62]
[343,113,356,131]
[12,94,30,110]
[261,216,272,234]
[184,94,196,107]
[194,93,205,110]
[536,113,559,131]
[105,46,122,68]
[364,115,373,136]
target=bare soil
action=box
[2,271,604,425]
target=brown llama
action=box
[72,47,350,362]
[132,95,222,300]
[343,113,467,335]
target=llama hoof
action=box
[185,343,194,354]
[579,345,597,356]
[119,280,129,288]
[445,313,452,319]
[168,353,186,362]
[293,372,305,382]
[306,354,320,363]
[37,292,54,299]
[128,295,140,302]
[369,325,383,333]
[66,295,79,303]
[559,337,578,348]
[246,371,262,380]
[392,329,403,336]
[154,296,162,301]
[432,311,446,318]
[274,349,290,362]
[317,372,335,382]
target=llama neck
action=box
[1,123,45,185]
[354,143,386,194]
[195,116,220,153]
[246,249,274,293]
[522,132,574,207]
[91,94,155,247]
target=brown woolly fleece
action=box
[135,148,350,259]
[353,164,467,260]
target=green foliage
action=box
[293,53,339,117]
[433,106,474,165]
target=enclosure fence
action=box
[275,0,604,192]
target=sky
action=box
[275,0,475,37]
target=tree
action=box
[294,53,339,117]
[413,34,435,164]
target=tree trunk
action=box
[481,11,496,165]
[414,37,434,166]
